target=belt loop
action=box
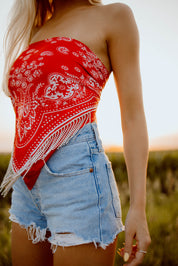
[91,122,103,152]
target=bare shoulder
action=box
[103,2,135,23]
[103,2,139,42]
[102,2,140,72]
[103,2,133,13]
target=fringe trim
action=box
[0,111,94,197]
[27,223,47,244]
[9,213,47,244]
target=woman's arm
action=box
[107,3,149,211]
[107,3,151,265]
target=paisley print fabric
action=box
[0,36,110,197]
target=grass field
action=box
[0,150,178,266]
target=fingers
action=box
[123,250,145,266]
[123,238,151,266]
[123,229,138,262]
[117,244,148,266]
[123,231,134,262]
[117,245,137,259]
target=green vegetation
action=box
[0,150,178,265]
[0,205,11,266]
[0,153,12,208]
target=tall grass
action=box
[0,205,11,266]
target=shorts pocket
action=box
[43,141,93,177]
[105,161,122,218]
[44,161,93,177]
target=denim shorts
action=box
[8,122,125,254]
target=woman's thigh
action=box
[11,221,118,266]
[53,235,118,266]
[11,222,53,266]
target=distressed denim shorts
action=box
[8,122,125,254]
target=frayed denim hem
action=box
[9,213,125,255]
[49,225,125,254]
[49,232,98,254]
[9,213,47,244]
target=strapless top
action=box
[0,36,110,197]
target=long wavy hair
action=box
[2,0,102,97]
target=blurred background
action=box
[0,0,178,152]
[0,0,178,265]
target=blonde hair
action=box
[2,0,102,97]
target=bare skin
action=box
[11,222,53,266]
[30,0,112,74]
[11,0,151,265]
[11,222,117,266]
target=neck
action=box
[52,0,92,17]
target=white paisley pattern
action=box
[0,36,110,197]
[56,46,70,54]
[44,73,81,100]
[40,51,54,56]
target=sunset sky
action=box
[0,0,178,152]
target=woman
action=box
[0,0,151,265]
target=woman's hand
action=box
[118,206,151,266]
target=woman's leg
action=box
[53,234,118,266]
[11,222,53,266]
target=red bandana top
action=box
[0,36,110,197]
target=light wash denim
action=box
[8,122,125,254]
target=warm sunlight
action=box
[0,0,178,152]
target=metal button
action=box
[89,168,93,173]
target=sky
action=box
[0,0,178,152]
